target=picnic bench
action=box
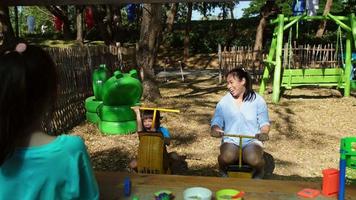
[95,171,356,200]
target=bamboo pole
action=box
[272,14,285,103]
[259,27,278,95]
[270,15,349,24]
[283,13,306,31]
[328,13,351,32]
[344,27,352,97]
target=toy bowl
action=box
[183,187,212,200]
[216,189,244,200]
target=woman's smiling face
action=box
[226,74,246,98]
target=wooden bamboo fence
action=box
[282,43,343,69]
[219,43,342,82]
[42,45,123,135]
[218,44,267,82]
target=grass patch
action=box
[27,39,105,48]
[346,167,356,185]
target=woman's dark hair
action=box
[226,67,256,102]
[142,110,161,131]
[0,44,58,165]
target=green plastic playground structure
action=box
[84,64,143,135]
[259,13,356,103]
[339,137,356,200]
[85,64,110,123]
[98,69,143,135]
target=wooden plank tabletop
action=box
[95,171,356,200]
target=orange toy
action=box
[297,188,320,198]
[322,168,339,197]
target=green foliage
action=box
[242,0,293,17]
[164,18,260,53]
[243,0,349,18]
[318,0,345,14]
[9,6,54,37]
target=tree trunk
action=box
[0,5,15,53]
[162,3,178,46]
[113,6,122,28]
[92,6,112,45]
[222,5,226,20]
[229,4,234,19]
[14,6,19,37]
[184,3,193,63]
[253,16,267,59]
[166,3,178,33]
[316,0,333,37]
[62,7,71,40]
[252,1,279,62]
[112,6,123,43]
[76,6,84,42]
[105,5,113,41]
[136,4,163,101]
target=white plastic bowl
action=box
[183,187,212,200]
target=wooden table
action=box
[95,171,356,200]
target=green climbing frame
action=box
[259,13,356,103]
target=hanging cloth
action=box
[306,0,319,16]
[85,7,95,29]
[127,4,136,22]
[54,16,63,32]
[293,0,306,16]
[27,16,35,33]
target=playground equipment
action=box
[338,137,356,200]
[137,132,167,174]
[224,134,255,179]
[136,107,179,174]
[322,168,339,197]
[85,64,110,123]
[98,70,143,135]
[259,13,356,103]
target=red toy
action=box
[322,168,339,197]
[85,7,95,29]
[297,188,320,198]
[54,16,63,32]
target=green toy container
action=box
[99,120,137,135]
[351,80,356,90]
[216,189,243,200]
[85,96,102,123]
[86,112,100,124]
[97,69,142,135]
[102,69,142,106]
[340,137,356,168]
[92,64,110,101]
[98,105,136,122]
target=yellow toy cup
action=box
[216,189,244,200]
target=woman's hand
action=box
[255,133,269,141]
[211,125,224,137]
[256,125,270,141]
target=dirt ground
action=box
[71,68,356,182]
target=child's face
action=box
[143,118,154,130]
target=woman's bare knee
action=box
[220,143,239,164]
[243,144,264,167]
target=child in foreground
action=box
[0,43,99,199]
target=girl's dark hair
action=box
[142,110,161,131]
[226,67,256,102]
[0,44,58,165]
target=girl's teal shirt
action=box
[0,135,99,200]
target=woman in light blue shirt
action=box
[211,68,270,179]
